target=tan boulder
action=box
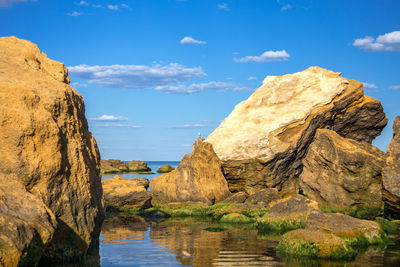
[206,67,387,194]
[267,194,320,221]
[300,129,386,209]
[150,138,231,205]
[157,164,175,173]
[102,176,152,210]
[0,36,104,265]
[383,116,400,219]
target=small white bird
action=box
[198,132,201,137]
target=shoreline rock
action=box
[101,159,152,174]
[157,164,175,173]
[0,36,104,265]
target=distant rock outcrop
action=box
[157,164,175,173]
[150,138,231,205]
[101,159,151,174]
[300,129,386,209]
[383,116,400,219]
[102,176,152,210]
[0,36,104,265]
[206,67,387,194]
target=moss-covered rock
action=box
[220,213,252,224]
[157,164,175,173]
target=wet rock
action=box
[245,188,281,207]
[0,36,104,265]
[206,67,387,194]
[102,176,152,210]
[220,192,247,204]
[300,129,386,209]
[157,164,175,173]
[383,116,400,219]
[150,138,231,205]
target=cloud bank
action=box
[234,50,290,62]
[90,115,128,121]
[353,31,400,51]
[180,36,207,45]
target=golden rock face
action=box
[150,138,231,205]
[206,67,387,195]
[0,36,104,265]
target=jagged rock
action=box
[206,67,387,194]
[102,176,152,210]
[244,189,281,208]
[101,159,151,174]
[157,164,175,173]
[383,116,400,219]
[131,177,150,189]
[220,192,247,204]
[150,138,231,205]
[300,129,386,209]
[0,36,104,265]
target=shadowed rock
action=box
[0,36,104,265]
[206,67,387,195]
[220,192,247,204]
[383,116,400,219]
[300,129,386,209]
[150,138,231,205]
[244,189,281,208]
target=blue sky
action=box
[1,0,399,160]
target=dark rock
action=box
[150,138,231,205]
[220,192,247,204]
[383,116,400,219]
[245,189,281,207]
[268,195,319,220]
[300,129,386,209]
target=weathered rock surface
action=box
[383,116,400,219]
[157,164,175,173]
[101,159,151,173]
[102,176,152,210]
[300,129,386,209]
[150,138,231,205]
[220,192,247,204]
[0,36,104,265]
[244,189,281,207]
[266,194,320,221]
[206,67,387,194]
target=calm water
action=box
[99,215,400,267]
[101,161,180,181]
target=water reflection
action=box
[99,215,400,267]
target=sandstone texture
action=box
[157,164,175,173]
[300,129,386,209]
[150,138,231,205]
[383,116,400,219]
[101,159,151,174]
[244,188,281,207]
[0,36,104,265]
[102,176,152,210]
[206,67,387,194]
[220,192,247,204]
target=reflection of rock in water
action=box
[149,219,284,266]
[101,215,149,243]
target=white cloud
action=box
[234,50,290,62]
[66,11,81,17]
[90,115,129,121]
[121,3,129,8]
[217,3,228,10]
[107,4,118,10]
[363,83,377,89]
[389,85,400,90]
[71,81,88,87]
[180,36,207,45]
[96,124,143,128]
[232,86,254,91]
[76,0,88,6]
[169,124,212,129]
[281,4,292,10]
[353,31,400,51]
[248,76,257,80]
[92,4,101,8]
[155,81,234,94]
[68,63,206,89]
[0,0,33,8]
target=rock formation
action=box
[101,159,151,174]
[102,176,152,210]
[0,36,104,265]
[300,129,386,209]
[157,164,175,173]
[206,67,387,194]
[150,138,231,205]
[383,116,400,219]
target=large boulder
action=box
[300,129,386,209]
[0,36,104,265]
[206,67,387,194]
[150,138,231,205]
[102,176,152,210]
[383,116,400,219]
